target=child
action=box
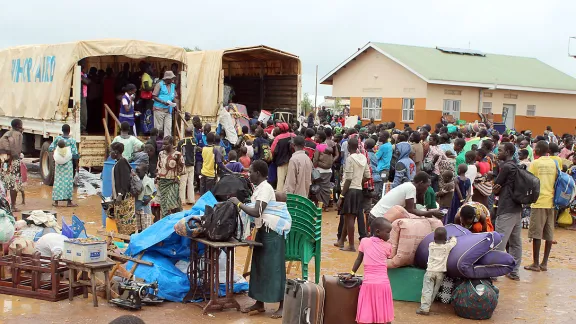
[19,158,27,205]
[225,150,246,173]
[436,170,455,211]
[464,150,478,194]
[135,164,156,231]
[349,217,394,324]
[245,140,254,159]
[519,149,531,169]
[200,133,234,194]
[416,227,457,315]
[238,146,251,169]
[178,128,196,205]
[446,164,471,224]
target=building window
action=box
[402,98,415,121]
[443,99,461,120]
[483,92,493,98]
[504,93,518,99]
[362,97,382,120]
[482,102,492,114]
[444,89,462,95]
[527,105,536,116]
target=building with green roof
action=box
[321,42,576,134]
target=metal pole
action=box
[314,65,318,110]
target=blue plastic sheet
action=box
[126,252,190,302]
[123,192,217,301]
[126,192,217,257]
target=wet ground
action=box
[2,177,576,323]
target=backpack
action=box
[130,172,143,197]
[553,160,575,209]
[512,164,540,205]
[261,143,273,163]
[202,201,242,242]
[453,279,499,320]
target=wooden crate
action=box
[0,252,81,302]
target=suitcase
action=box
[322,275,362,324]
[283,279,325,324]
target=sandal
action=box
[333,242,344,248]
[539,265,548,272]
[506,273,520,281]
[67,203,79,207]
[524,265,541,272]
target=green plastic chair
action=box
[285,194,322,283]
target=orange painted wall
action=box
[515,116,575,134]
[350,97,362,118]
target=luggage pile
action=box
[413,224,514,319]
[283,274,362,324]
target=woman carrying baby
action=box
[48,124,79,207]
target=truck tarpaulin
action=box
[182,50,224,118]
[0,39,187,120]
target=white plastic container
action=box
[258,110,272,123]
[64,240,107,263]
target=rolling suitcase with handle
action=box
[322,274,362,324]
[283,279,325,324]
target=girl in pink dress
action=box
[348,217,394,324]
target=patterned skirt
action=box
[158,178,181,217]
[107,196,136,235]
[0,158,22,191]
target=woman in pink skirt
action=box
[347,217,394,323]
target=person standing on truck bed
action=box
[0,119,24,211]
[152,71,178,137]
[119,84,138,135]
[48,124,79,208]
[78,60,90,135]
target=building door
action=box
[502,104,516,129]
[443,99,461,120]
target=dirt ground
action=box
[1,177,576,324]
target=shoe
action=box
[416,309,430,316]
[506,273,520,281]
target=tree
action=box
[184,46,202,52]
[301,93,313,115]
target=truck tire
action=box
[40,141,55,186]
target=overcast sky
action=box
[2,0,576,105]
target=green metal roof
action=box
[369,42,576,91]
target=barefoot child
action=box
[417,227,457,315]
[349,217,394,324]
[436,170,454,211]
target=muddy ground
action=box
[1,177,576,324]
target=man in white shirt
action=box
[369,171,443,223]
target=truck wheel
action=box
[40,141,55,186]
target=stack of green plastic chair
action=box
[285,194,322,283]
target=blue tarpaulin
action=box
[124,192,218,302]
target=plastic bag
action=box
[0,210,15,243]
[558,209,573,226]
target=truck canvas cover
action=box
[0,39,187,120]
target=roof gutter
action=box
[429,80,576,95]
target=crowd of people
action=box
[1,105,575,322]
[78,60,181,136]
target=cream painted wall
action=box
[426,84,480,112]
[481,90,576,117]
[331,48,427,98]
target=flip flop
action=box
[333,242,344,248]
[339,246,356,252]
[524,265,541,272]
[539,265,548,271]
[67,203,79,208]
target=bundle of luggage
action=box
[282,274,362,324]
